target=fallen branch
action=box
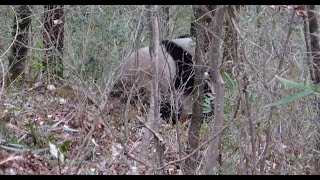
[136,115,164,143]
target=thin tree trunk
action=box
[124,7,146,139]
[161,5,176,39]
[306,5,320,174]
[184,5,207,175]
[190,22,196,38]
[140,5,162,170]
[222,6,240,75]
[256,5,263,47]
[222,15,232,74]
[43,5,65,81]
[168,6,177,38]
[224,5,249,174]
[303,6,315,82]
[229,6,257,173]
[203,5,226,175]
[204,5,217,52]
[7,5,31,88]
[190,5,216,39]
[308,6,320,83]
[163,6,170,37]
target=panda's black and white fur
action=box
[161,37,195,94]
[113,36,209,124]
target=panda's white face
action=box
[170,38,196,57]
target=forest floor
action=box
[0,83,191,175]
[0,83,311,175]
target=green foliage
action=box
[28,33,46,80]
[276,76,311,91]
[0,117,9,140]
[0,143,27,153]
[0,142,47,154]
[9,135,19,144]
[28,121,45,147]
[267,88,314,107]
[223,71,237,89]
[203,93,214,114]
[219,153,238,174]
[31,60,45,75]
[200,121,211,136]
[57,140,72,153]
[266,76,315,107]
[1,127,72,156]
[47,134,56,142]
[202,71,237,116]
[65,6,135,81]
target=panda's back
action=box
[119,45,176,94]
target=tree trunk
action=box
[306,5,320,174]
[303,6,315,82]
[204,5,217,52]
[184,5,207,175]
[202,5,226,175]
[140,5,162,169]
[256,5,263,47]
[190,5,216,40]
[43,5,65,81]
[7,5,31,88]
[222,6,240,75]
[162,6,170,37]
[190,22,196,38]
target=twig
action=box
[136,115,164,143]
[68,114,97,174]
[154,125,228,171]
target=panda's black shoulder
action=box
[161,40,177,47]
[161,40,181,54]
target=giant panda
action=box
[113,35,211,124]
